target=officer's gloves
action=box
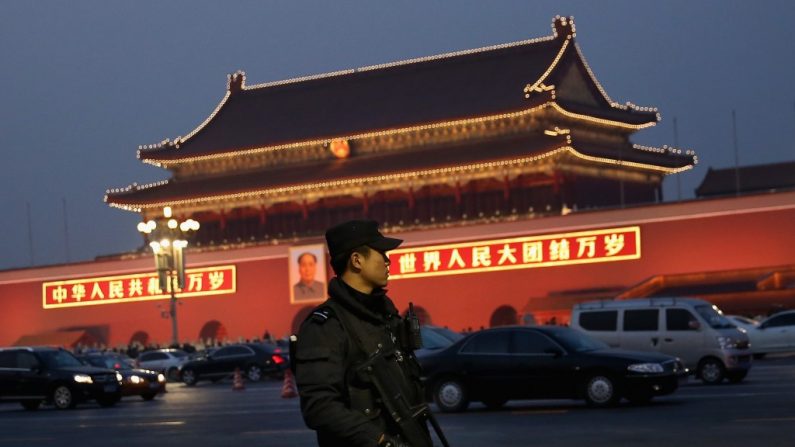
[378,433,410,447]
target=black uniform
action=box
[295,277,428,447]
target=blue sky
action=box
[1,0,793,271]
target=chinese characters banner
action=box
[387,226,640,279]
[42,265,236,309]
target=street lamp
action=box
[137,206,200,346]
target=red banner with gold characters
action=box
[387,226,640,279]
[42,265,236,309]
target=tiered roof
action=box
[107,16,696,212]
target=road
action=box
[1,355,794,447]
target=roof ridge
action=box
[243,24,565,92]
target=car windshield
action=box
[732,316,758,326]
[421,327,455,350]
[170,350,188,358]
[546,329,609,352]
[84,356,132,370]
[428,326,464,343]
[108,356,133,370]
[695,305,734,329]
[39,350,85,368]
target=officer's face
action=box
[358,247,391,288]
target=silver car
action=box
[745,310,795,357]
[135,349,189,381]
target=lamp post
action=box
[137,206,200,347]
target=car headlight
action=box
[157,373,166,383]
[73,374,93,384]
[116,372,124,384]
[627,363,664,373]
[130,375,142,384]
[717,336,739,349]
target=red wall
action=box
[388,206,795,330]
[1,192,794,347]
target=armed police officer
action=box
[293,220,439,447]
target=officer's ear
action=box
[348,247,370,272]
[349,251,364,272]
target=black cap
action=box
[325,220,403,260]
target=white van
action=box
[571,297,752,384]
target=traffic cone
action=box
[281,369,297,398]
[233,367,245,391]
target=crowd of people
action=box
[71,331,286,359]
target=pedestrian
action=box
[294,220,434,447]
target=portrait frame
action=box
[288,244,328,304]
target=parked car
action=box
[418,326,685,412]
[135,349,189,381]
[746,310,795,357]
[79,353,166,400]
[571,297,752,384]
[179,343,287,386]
[0,346,122,410]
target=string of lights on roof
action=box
[105,179,171,197]
[520,18,659,117]
[544,127,571,136]
[632,143,696,158]
[524,38,571,97]
[108,144,689,212]
[549,103,656,129]
[138,72,249,154]
[139,98,662,168]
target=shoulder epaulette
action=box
[310,307,333,324]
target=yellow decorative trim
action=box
[109,145,690,212]
[523,38,570,96]
[137,91,232,159]
[549,102,656,130]
[544,127,570,136]
[138,100,656,168]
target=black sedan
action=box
[79,353,166,401]
[179,343,287,386]
[418,326,686,411]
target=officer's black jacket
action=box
[294,277,425,447]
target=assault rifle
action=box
[359,345,450,447]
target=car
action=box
[571,298,752,384]
[417,326,686,412]
[79,353,166,401]
[135,349,189,381]
[746,310,795,357]
[178,343,287,386]
[0,346,122,410]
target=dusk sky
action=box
[1,1,793,271]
